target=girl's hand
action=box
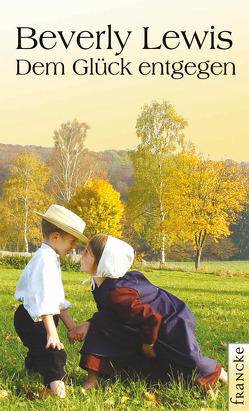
[68,321,91,343]
[142,343,157,358]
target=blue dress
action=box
[81,271,217,381]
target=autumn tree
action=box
[165,150,249,270]
[2,151,52,251]
[126,100,187,263]
[0,198,10,250]
[52,119,90,203]
[67,178,124,238]
[230,203,249,259]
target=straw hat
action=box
[34,204,88,243]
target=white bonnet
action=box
[96,236,134,278]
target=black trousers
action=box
[14,304,67,386]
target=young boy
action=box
[14,204,87,398]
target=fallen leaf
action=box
[5,331,16,340]
[39,387,56,399]
[121,396,130,404]
[0,390,8,399]
[22,383,40,400]
[25,392,37,401]
[200,409,219,411]
[143,391,157,402]
[217,341,226,347]
[105,398,115,406]
[207,388,219,401]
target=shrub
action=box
[60,257,81,272]
[0,254,81,271]
[0,255,31,269]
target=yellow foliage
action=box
[67,178,124,238]
[2,150,53,250]
[163,150,248,247]
[127,101,188,260]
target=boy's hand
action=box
[68,321,91,343]
[46,331,64,350]
[142,343,157,358]
[42,314,64,350]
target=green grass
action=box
[0,264,248,410]
[153,260,249,276]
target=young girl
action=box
[68,234,227,396]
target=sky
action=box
[1,0,248,162]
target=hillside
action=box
[0,143,133,199]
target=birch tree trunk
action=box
[52,119,90,203]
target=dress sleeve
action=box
[107,287,162,345]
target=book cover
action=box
[1,1,248,409]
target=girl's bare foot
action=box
[83,379,98,390]
[219,368,227,384]
[83,370,99,390]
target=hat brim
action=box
[34,211,88,244]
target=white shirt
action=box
[14,243,71,322]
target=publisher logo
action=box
[228,343,249,410]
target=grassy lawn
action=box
[0,264,248,410]
[158,260,249,275]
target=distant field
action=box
[0,266,248,410]
[142,260,249,275]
